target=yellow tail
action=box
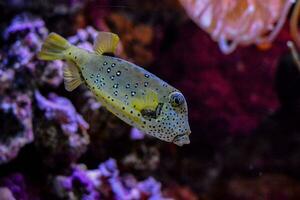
[38,32,71,60]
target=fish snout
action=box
[173,133,190,146]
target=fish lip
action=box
[173,133,190,146]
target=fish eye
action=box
[169,92,185,107]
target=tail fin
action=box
[38,32,71,61]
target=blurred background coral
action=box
[1,0,300,199]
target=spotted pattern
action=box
[70,50,190,145]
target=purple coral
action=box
[33,91,89,167]
[0,173,36,200]
[1,13,64,88]
[39,60,64,87]
[35,91,89,134]
[130,128,145,140]
[52,158,167,200]
[3,13,47,40]
[53,165,101,199]
[68,26,98,51]
[138,177,163,200]
[2,13,47,70]
[5,0,85,15]
[0,12,68,165]
[0,187,15,200]
[68,26,123,56]
[0,93,33,164]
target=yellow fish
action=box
[38,32,191,146]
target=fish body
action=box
[38,32,191,146]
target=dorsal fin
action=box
[63,60,82,91]
[93,32,120,55]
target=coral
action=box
[137,177,164,199]
[130,128,145,140]
[0,173,34,200]
[0,13,66,164]
[0,187,15,200]
[0,13,64,90]
[3,0,85,15]
[179,0,294,54]
[104,13,155,66]
[0,4,195,200]
[2,13,47,41]
[52,158,167,199]
[68,26,98,51]
[122,143,160,171]
[67,25,124,56]
[2,1,300,199]
[38,60,64,88]
[0,93,33,164]
[33,91,89,168]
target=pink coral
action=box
[179,0,294,54]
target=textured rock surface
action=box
[34,91,89,168]
[0,93,33,164]
[52,158,166,199]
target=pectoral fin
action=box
[63,61,82,91]
[93,32,120,55]
[131,90,159,111]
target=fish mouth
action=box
[173,133,190,146]
[187,130,191,135]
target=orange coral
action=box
[179,0,294,54]
[105,13,154,66]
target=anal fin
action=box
[63,61,82,91]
